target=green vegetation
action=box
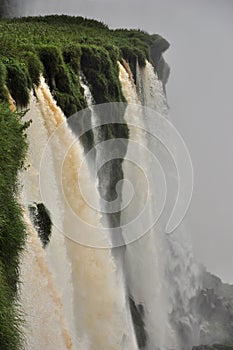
[0,15,169,110]
[0,104,29,349]
[0,14,169,153]
[4,58,31,107]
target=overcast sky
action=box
[18,0,233,283]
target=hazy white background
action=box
[19,0,233,283]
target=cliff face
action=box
[190,270,233,349]
[193,345,233,350]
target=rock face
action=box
[193,345,233,350]
[149,34,170,91]
[29,203,52,248]
[191,269,233,349]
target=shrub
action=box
[4,58,31,107]
[0,61,7,101]
[21,51,43,86]
[0,104,28,349]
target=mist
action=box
[15,0,233,283]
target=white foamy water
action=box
[136,60,201,350]
[118,61,177,350]
[20,77,138,350]
[20,212,73,350]
[19,59,202,350]
[19,93,77,350]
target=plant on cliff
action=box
[0,104,28,349]
[0,15,169,109]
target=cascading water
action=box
[79,60,200,349]
[21,77,138,350]
[135,60,201,349]
[79,72,139,349]
[20,93,78,349]
[20,212,73,350]
[19,96,74,350]
[19,60,202,350]
[118,61,177,350]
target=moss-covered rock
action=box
[38,44,87,123]
[29,202,52,248]
[21,51,43,86]
[4,58,31,107]
[81,45,125,104]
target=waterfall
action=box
[118,61,177,350]
[20,212,73,350]
[21,77,138,350]
[80,74,95,108]
[136,60,168,117]
[18,60,201,350]
[20,92,78,349]
[135,60,201,349]
[79,73,139,349]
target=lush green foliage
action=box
[4,58,31,106]
[0,15,169,156]
[0,15,169,110]
[0,104,28,349]
[0,262,24,350]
